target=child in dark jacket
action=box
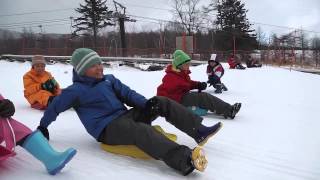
[206,54,228,93]
[245,55,262,68]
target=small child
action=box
[23,55,61,110]
[227,54,246,69]
[206,54,228,93]
[0,94,76,175]
[246,55,262,68]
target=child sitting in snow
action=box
[37,48,225,176]
[227,54,246,69]
[206,54,228,94]
[0,94,76,175]
[157,50,241,118]
[245,55,262,68]
[23,55,61,110]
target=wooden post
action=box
[182,32,186,52]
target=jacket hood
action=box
[165,64,191,75]
[72,69,104,86]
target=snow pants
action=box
[208,75,221,86]
[98,96,203,174]
[26,90,52,109]
[0,118,32,161]
[181,92,232,114]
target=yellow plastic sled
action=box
[101,125,177,159]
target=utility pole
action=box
[159,21,163,55]
[112,1,136,57]
[232,24,236,57]
[38,25,43,34]
[69,17,74,35]
[36,25,43,51]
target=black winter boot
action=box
[221,83,228,91]
[223,103,241,119]
[214,84,222,94]
[236,64,246,70]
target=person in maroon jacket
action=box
[157,50,241,118]
[227,54,246,69]
[207,54,228,94]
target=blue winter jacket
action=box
[40,70,147,140]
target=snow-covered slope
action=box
[0,61,319,180]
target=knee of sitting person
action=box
[198,92,210,97]
[39,89,54,96]
[135,122,154,136]
[153,95,168,104]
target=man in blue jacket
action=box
[37,48,223,176]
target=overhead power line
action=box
[0,8,73,17]
[1,22,70,30]
[0,18,70,27]
[0,4,319,34]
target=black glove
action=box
[144,97,161,118]
[37,126,50,140]
[197,82,207,91]
[0,99,15,118]
[41,79,57,93]
[47,96,55,105]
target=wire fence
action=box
[2,46,319,69]
[1,35,319,70]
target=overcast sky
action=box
[0,0,319,38]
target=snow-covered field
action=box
[0,60,320,180]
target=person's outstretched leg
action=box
[148,96,223,145]
[150,96,203,138]
[181,92,231,115]
[98,111,206,175]
[213,84,223,94]
[162,145,208,175]
[181,92,241,119]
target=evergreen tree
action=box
[213,0,257,52]
[73,0,114,48]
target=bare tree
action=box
[202,0,219,28]
[256,26,267,49]
[164,21,185,33]
[171,0,205,35]
[311,36,320,67]
[297,29,309,65]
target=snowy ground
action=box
[0,60,320,180]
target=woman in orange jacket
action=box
[23,55,61,110]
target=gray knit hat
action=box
[71,48,102,75]
[32,55,46,65]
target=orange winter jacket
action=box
[23,69,61,107]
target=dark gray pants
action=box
[98,96,203,174]
[181,92,231,114]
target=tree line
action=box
[0,0,319,61]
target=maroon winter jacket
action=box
[157,64,199,102]
[206,62,224,78]
[227,57,237,69]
